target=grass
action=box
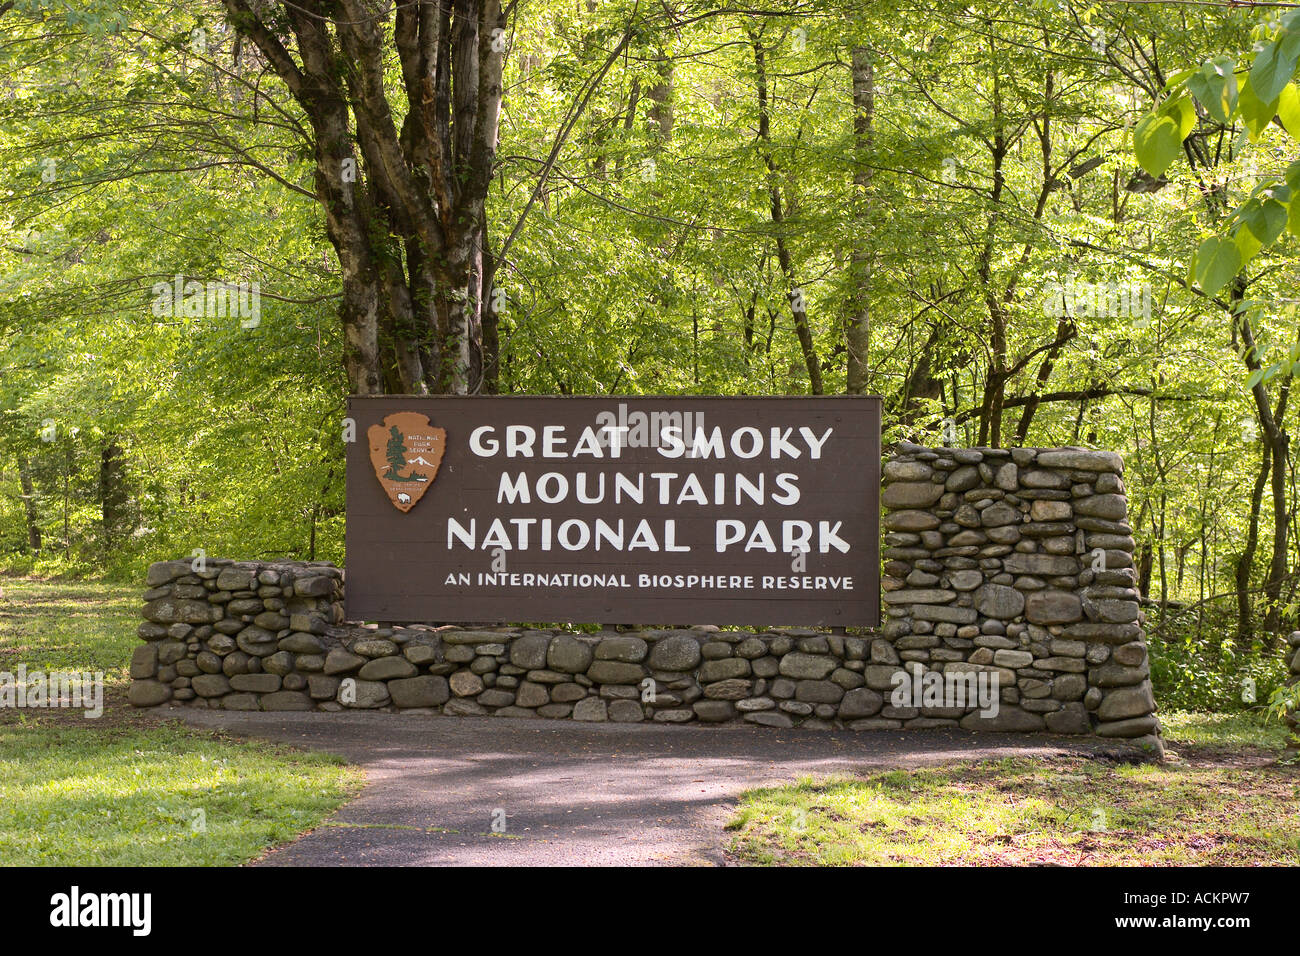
[1160,709,1293,750]
[727,711,1299,866]
[0,721,361,865]
[0,576,362,865]
[5,576,1295,866]
[727,755,1300,866]
[0,578,138,680]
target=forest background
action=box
[2,0,1297,714]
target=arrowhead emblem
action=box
[366,412,447,512]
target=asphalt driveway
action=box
[165,710,1126,866]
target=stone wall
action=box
[129,562,927,729]
[127,444,1162,758]
[129,560,345,711]
[881,444,1161,754]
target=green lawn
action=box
[1160,709,1293,750]
[0,722,360,865]
[0,576,362,866]
[727,712,1299,866]
[0,578,139,680]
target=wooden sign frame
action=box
[345,396,881,627]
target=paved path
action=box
[166,710,1118,866]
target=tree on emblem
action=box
[384,426,417,482]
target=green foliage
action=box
[0,1,1294,684]
[1145,608,1289,713]
[1249,17,1300,104]
[1138,7,1300,300]
[0,0,345,576]
[1134,96,1196,177]
[1190,235,1243,297]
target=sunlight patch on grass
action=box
[727,757,1300,866]
[0,579,362,865]
[1160,709,1289,750]
[0,723,362,865]
[0,578,139,682]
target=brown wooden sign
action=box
[345,396,881,626]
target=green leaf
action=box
[1262,181,1292,204]
[1280,83,1300,138]
[1194,235,1243,295]
[1287,160,1300,192]
[1237,74,1279,141]
[1287,195,1300,237]
[1249,27,1300,104]
[1188,56,1237,123]
[1240,197,1289,245]
[1171,96,1196,139]
[1233,225,1262,264]
[1246,367,1264,390]
[1134,96,1195,177]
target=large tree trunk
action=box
[975,69,1008,447]
[222,0,505,395]
[645,51,674,143]
[1133,498,1153,598]
[846,45,873,394]
[1263,427,1290,637]
[480,215,500,394]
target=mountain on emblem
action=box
[366,412,447,512]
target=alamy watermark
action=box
[592,403,708,453]
[0,665,103,718]
[890,668,1000,717]
[50,886,150,936]
[151,274,261,328]
[1042,276,1152,325]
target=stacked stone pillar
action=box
[881,444,1162,755]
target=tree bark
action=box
[1011,315,1073,444]
[222,0,505,395]
[1236,440,1270,643]
[1237,307,1293,639]
[846,44,873,394]
[975,68,1008,447]
[1133,498,1153,598]
[480,214,500,394]
[752,33,822,395]
[645,51,674,143]
[99,438,128,550]
[18,456,41,552]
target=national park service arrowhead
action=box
[367,412,446,512]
